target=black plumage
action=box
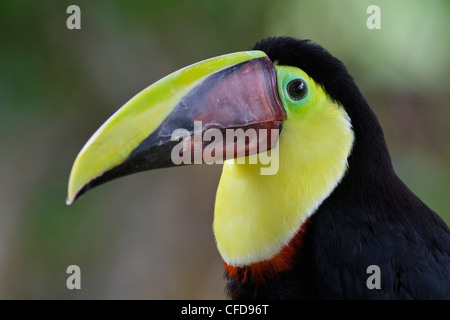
[225,37,450,299]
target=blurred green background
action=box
[0,0,448,299]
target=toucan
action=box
[67,37,450,299]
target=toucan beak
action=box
[67,51,285,205]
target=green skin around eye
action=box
[275,65,313,119]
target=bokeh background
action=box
[0,0,449,299]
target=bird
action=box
[66,37,450,299]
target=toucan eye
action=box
[287,79,307,101]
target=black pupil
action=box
[287,79,307,100]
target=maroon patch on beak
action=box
[178,56,285,162]
[196,56,285,128]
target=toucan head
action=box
[67,37,391,267]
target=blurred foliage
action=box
[0,0,448,299]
